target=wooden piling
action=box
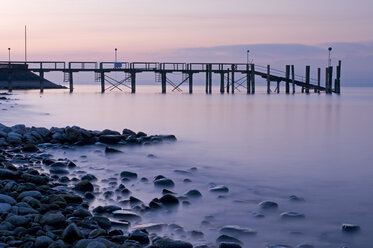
[305,66,310,94]
[7,70,12,93]
[267,65,270,94]
[325,67,329,94]
[246,64,251,94]
[328,66,333,94]
[291,65,295,94]
[227,69,230,93]
[317,68,321,93]
[220,72,224,94]
[69,71,73,93]
[131,71,136,93]
[276,81,280,93]
[285,65,290,94]
[231,64,235,94]
[335,60,341,94]
[251,64,255,94]
[205,65,209,94]
[161,72,167,94]
[188,72,193,94]
[208,64,212,94]
[40,71,44,93]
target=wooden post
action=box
[276,80,280,93]
[335,60,341,94]
[251,64,255,94]
[208,64,212,94]
[231,64,235,94]
[285,65,290,94]
[220,72,224,94]
[7,70,12,93]
[227,69,230,93]
[328,66,333,94]
[205,64,209,94]
[188,72,193,94]
[305,66,310,94]
[161,72,166,94]
[267,65,270,94]
[291,65,295,94]
[325,67,329,94]
[40,71,44,93]
[246,64,251,94]
[131,71,136,93]
[69,71,73,93]
[317,68,321,93]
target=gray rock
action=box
[342,223,360,233]
[74,180,94,192]
[48,240,66,248]
[50,168,69,175]
[22,143,39,152]
[73,207,92,218]
[128,229,149,244]
[216,235,242,245]
[132,223,166,232]
[120,171,138,179]
[75,238,117,248]
[0,194,16,205]
[0,169,18,180]
[154,178,175,188]
[0,203,11,214]
[50,162,68,168]
[209,185,229,193]
[219,225,257,236]
[152,237,192,248]
[112,210,142,222]
[40,212,66,227]
[86,241,106,248]
[90,216,112,230]
[7,132,22,145]
[6,215,29,227]
[99,135,123,144]
[18,190,42,200]
[296,244,314,248]
[185,189,202,198]
[220,243,242,248]
[81,174,97,181]
[280,212,305,219]
[62,223,83,243]
[122,129,136,136]
[258,201,278,209]
[34,235,53,248]
[159,194,179,206]
[104,147,123,154]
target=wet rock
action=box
[220,243,242,248]
[129,196,143,207]
[105,147,123,154]
[159,194,179,206]
[185,189,202,198]
[99,129,121,136]
[93,205,121,214]
[251,212,265,218]
[342,224,360,233]
[74,180,94,192]
[50,168,69,175]
[281,212,305,219]
[216,235,242,245]
[288,195,305,202]
[82,174,97,181]
[122,128,136,136]
[120,171,138,180]
[162,189,176,195]
[0,194,16,205]
[7,132,22,145]
[73,207,92,218]
[258,201,278,209]
[209,185,229,193]
[188,230,204,239]
[133,223,166,232]
[40,212,66,227]
[152,237,192,248]
[84,192,95,200]
[266,245,293,248]
[128,229,150,244]
[113,210,142,222]
[62,223,83,243]
[0,169,18,180]
[90,216,112,230]
[99,135,123,144]
[50,162,68,168]
[0,203,11,214]
[174,169,192,175]
[183,179,192,183]
[22,143,39,152]
[296,244,314,248]
[17,190,42,200]
[34,235,53,248]
[154,177,175,188]
[157,134,177,141]
[6,215,29,227]
[88,228,107,239]
[220,225,257,236]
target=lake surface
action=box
[1,85,373,247]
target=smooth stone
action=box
[112,210,141,221]
[281,212,305,219]
[152,237,192,248]
[258,201,278,209]
[74,180,94,192]
[93,205,121,214]
[0,194,16,205]
[86,241,106,248]
[120,171,138,179]
[220,225,257,236]
[88,228,106,239]
[0,203,11,214]
[75,238,117,248]
[159,194,179,206]
[174,169,192,175]
[267,245,293,248]
[22,143,39,152]
[133,223,166,232]
[251,212,265,218]
[17,190,42,200]
[81,174,98,181]
[220,243,242,248]
[288,195,305,202]
[342,224,360,233]
[185,189,202,198]
[122,128,136,136]
[34,235,53,248]
[50,162,67,168]
[90,216,112,230]
[209,185,229,193]
[162,189,176,195]
[84,192,95,200]
[188,230,204,239]
[128,229,150,244]
[296,244,314,248]
[6,215,29,227]
[62,223,83,243]
[99,135,123,144]
[105,147,123,154]
[40,212,66,227]
[216,235,242,245]
[50,168,69,175]
[73,208,92,218]
[0,169,18,180]
[154,178,175,188]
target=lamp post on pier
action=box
[328,47,332,67]
[8,48,11,63]
[115,48,118,63]
[246,50,250,64]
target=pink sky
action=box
[0,0,372,61]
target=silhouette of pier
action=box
[0,61,341,94]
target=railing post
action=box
[205,64,209,94]
[305,65,310,94]
[325,67,329,94]
[69,62,74,93]
[226,69,230,93]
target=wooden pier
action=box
[0,61,342,94]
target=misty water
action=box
[1,85,373,247]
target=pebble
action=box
[281,212,305,219]
[154,177,175,188]
[120,171,138,179]
[258,201,278,209]
[159,194,179,206]
[209,185,229,193]
[185,189,202,198]
[341,224,360,233]
[219,225,257,236]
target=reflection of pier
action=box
[0,61,341,94]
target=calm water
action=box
[1,85,373,247]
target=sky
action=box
[0,0,372,84]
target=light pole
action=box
[8,48,11,63]
[115,48,118,63]
[328,47,332,67]
[246,50,250,64]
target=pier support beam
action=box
[69,71,73,93]
[335,60,341,94]
[7,70,12,93]
[220,72,225,94]
[131,71,136,94]
[305,66,310,94]
[227,69,230,93]
[100,70,105,93]
[40,71,44,93]
[267,65,271,94]
[205,65,209,94]
[188,72,193,94]
[317,68,321,93]
[291,65,295,94]
[285,65,290,94]
[231,64,235,94]
[251,64,255,94]
[328,66,333,94]
[246,64,251,94]
[208,64,212,94]
[325,67,329,94]
[161,72,167,94]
